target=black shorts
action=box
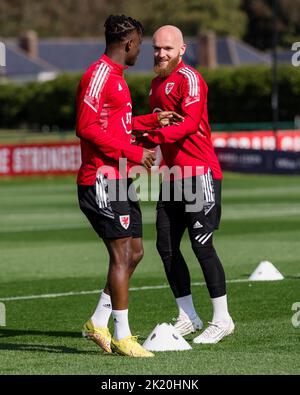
[78,177,142,240]
[156,171,222,243]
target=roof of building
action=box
[1,36,290,80]
[2,43,57,77]
[36,37,273,72]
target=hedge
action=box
[0,65,299,130]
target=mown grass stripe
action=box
[0,278,252,301]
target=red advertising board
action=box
[0,131,299,177]
[0,142,81,176]
[211,130,300,151]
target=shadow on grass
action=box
[0,342,103,354]
[0,328,81,339]
[0,329,116,355]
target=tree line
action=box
[1,66,299,129]
[0,0,299,49]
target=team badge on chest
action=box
[119,215,130,230]
[165,82,175,95]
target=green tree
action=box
[120,0,247,37]
[0,0,108,37]
[0,0,247,38]
[243,0,300,49]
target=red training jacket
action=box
[148,61,222,180]
[76,54,159,184]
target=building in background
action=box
[0,31,293,82]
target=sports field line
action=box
[0,279,252,302]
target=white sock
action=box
[112,309,131,340]
[176,294,199,320]
[211,294,231,324]
[91,291,112,328]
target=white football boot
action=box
[193,316,235,344]
[172,314,203,336]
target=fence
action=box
[1,130,300,176]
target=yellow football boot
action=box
[111,335,154,357]
[82,319,112,353]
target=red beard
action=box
[154,54,181,77]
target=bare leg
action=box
[103,237,144,296]
[103,237,133,309]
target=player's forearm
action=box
[77,124,143,163]
[146,116,199,144]
[132,113,159,130]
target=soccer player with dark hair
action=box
[76,15,180,357]
[136,25,234,344]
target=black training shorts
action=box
[78,176,142,239]
[156,171,222,243]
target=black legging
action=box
[156,204,226,299]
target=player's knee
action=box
[156,245,178,275]
[156,246,173,267]
[156,226,171,256]
[110,246,133,268]
[132,246,144,266]
[156,236,170,258]
[192,243,214,261]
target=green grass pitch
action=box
[0,173,299,375]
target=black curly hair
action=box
[104,15,144,45]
